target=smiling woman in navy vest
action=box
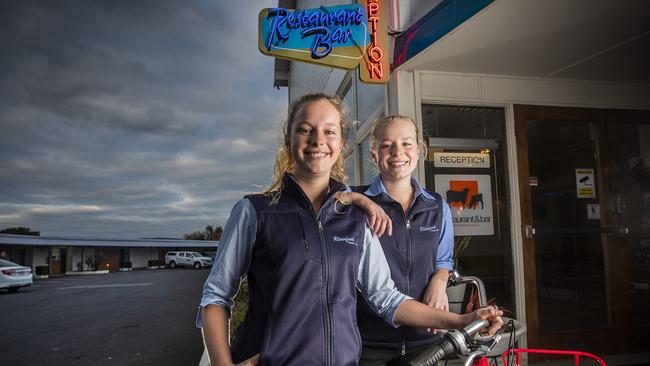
[341,115,456,365]
[197,94,502,366]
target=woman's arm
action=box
[198,199,258,366]
[394,301,503,335]
[202,305,236,366]
[423,269,450,311]
[336,191,392,236]
[423,201,455,315]
[357,225,503,334]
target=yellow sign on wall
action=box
[258,1,389,84]
[575,168,596,198]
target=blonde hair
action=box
[370,114,427,158]
[263,93,349,203]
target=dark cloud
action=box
[0,1,288,238]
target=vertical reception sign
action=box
[258,1,389,84]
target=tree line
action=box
[183,225,222,241]
[0,227,40,236]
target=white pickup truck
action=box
[164,251,213,269]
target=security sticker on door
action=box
[435,174,494,236]
[575,168,596,198]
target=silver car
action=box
[0,259,33,292]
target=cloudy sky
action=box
[0,1,288,239]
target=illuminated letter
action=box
[368,61,383,79]
[330,28,352,44]
[354,8,364,24]
[308,12,319,27]
[266,8,289,51]
[368,3,379,15]
[368,46,383,63]
[302,27,332,59]
[368,16,379,33]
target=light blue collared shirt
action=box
[364,176,455,272]
[197,197,411,328]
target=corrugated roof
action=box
[0,234,219,248]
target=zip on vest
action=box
[404,217,413,355]
[397,205,413,357]
[317,218,333,366]
[291,178,337,366]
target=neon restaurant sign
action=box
[258,1,389,84]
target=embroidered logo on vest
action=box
[419,225,439,232]
[333,236,358,246]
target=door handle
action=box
[619,226,630,237]
[525,225,535,239]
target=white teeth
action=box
[306,152,327,158]
[389,161,407,166]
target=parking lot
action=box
[0,268,210,365]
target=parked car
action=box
[0,259,33,292]
[200,251,217,260]
[165,251,213,269]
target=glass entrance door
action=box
[607,110,650,353]
[528,120,608,334]
[515,105,614,354]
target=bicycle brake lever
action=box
[472,334,501,350]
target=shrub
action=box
[119,261,132,268]
[35,265,49,276]
[230,280,249,343]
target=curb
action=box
[65,270,110,275]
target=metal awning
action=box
[395,0,650,84]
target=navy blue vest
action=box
[354,186,445,350]
[232,174,367,366]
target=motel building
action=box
[0,234,218,274]
[261,0,650,362]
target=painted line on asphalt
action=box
[56,283,154,290]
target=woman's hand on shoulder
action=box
[236,354,259,366]
[337,192,392,237]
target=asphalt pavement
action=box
[0,268,210,366]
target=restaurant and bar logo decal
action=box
[435,175,494,236]
[258,1,389,83]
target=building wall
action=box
[33,247,49,268]
[288,63,347,103]
[73,248,91,271]
[131,248,160,268]
[415,71,650,109]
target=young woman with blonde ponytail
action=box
[197,94,502,366]
[340,115,456,365]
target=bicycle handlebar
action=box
[409,319,491,366]
[408,271,512,366]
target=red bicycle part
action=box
[501,348,606,366]
[472,356,489,366]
